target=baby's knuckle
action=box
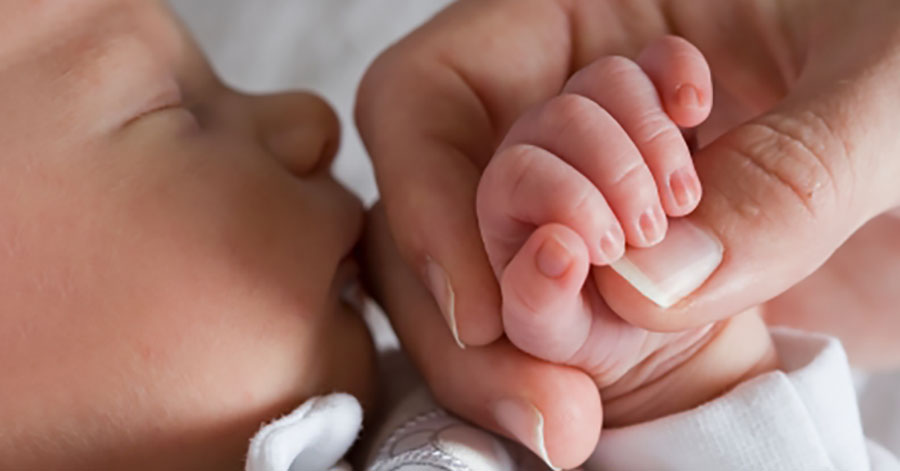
[595,55,641,78]
[556,183,598,224]
[541,94,599,130]
[570,55,638,88]
[499,144,542,201]
[608,160,646,189]
[634,112,678,148]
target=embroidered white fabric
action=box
[246,330,900,471]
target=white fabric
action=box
[246,330,900,471]
[587,329,899,470]
[246,393,362,471]
[365,387,549,471]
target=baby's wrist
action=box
[601,309,777,427]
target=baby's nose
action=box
[252,91,340,176]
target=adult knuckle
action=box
[720,115,843,221]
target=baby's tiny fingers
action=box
[565,56,700,218]
[501,224,592,364]
[637,35,713,129]
[477,144,624,275]
[497,94,657,252]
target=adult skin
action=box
[357,0,900,466]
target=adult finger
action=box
[355,0,575,347]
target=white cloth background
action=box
[168,0,900,457]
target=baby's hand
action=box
[477,35,712,274]
[476,37,775,426]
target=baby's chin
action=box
[315,299,379,412]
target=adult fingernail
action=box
[669,167,701,210]
[424,258,465,349]
[492,398,559,470]
[637,207,665,246]
[611,218,723,308]
[536,236,572,278]
[675,84,701,108]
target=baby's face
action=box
[0,1,374,469]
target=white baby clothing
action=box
[245,329,900,471]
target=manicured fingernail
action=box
[599,227,624,264]
[492,399,559,470]
[669,167,701,209]
[424,258,465,349]
[611,218,723,308]
[536,236,572,278]
[675,84,700,108]
[637,207,665,246]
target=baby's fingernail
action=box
[669,167,701,210]
[535,236,572,278]
[424,258,465,349]
[492,399,559,470]
[637,207,666,246]
[599,227,624,264]
[676,84,701,109]
[611,218,723,308]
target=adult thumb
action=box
[594,38,900,331]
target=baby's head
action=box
[0,1,375,468]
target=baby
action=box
[0,1,375,468]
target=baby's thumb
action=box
[501,224,592,363]
[595,76,900,331]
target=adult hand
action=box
[357,0,900,465]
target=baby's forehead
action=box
[0,0,190,134]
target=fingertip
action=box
[626,204,669,248]
[662,165,704,217]
[426,339,602,471]
[597,224,627,266]
[487,356,602,470]
[637,35,713,128]
[670,82,712,129]
[535,367,603,469]
[501,224,591,362]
